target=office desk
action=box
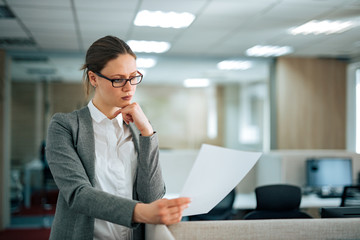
[233,193,341,209]
[165,192,341,210]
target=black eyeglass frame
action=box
[94,71,143,88]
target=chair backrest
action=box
[243,184,312,220]
[340,185,360,207]
[188,189,235,221]
[255,184,301,211]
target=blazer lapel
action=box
[76,106,96,185]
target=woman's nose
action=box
[122,81,132,91]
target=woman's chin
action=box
[117,101,131,108]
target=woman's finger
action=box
[165,204,188,216]
[167,197,192,207]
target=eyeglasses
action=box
[95,71,143,88]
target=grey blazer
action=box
[46,106,165,240]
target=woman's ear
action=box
[88,71,97,88]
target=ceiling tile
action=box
[24,20,76,32]
[77,9,133,43]
[0,19,28,37]
[139,0,207,13]
[190,1,276,30]
[273,32,331,48]
[8,0,71,8]
[130,26,180,42]
[323,7,360,20]
[77,9,133,29]
[263,0,339,21]
[200,0,276,17]
[179,27,228,43]
[80,27,128,37]
[11,6,74,23]
[34,32,79,51]
[75,0,138,11]
[191,14,246,30]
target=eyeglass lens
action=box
[113,76,142,87]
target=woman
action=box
[46,36,190,240]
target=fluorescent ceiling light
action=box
[136,58,156,68]
[127,40,170,53]
[184,78,210,88]
[134,10,195,29]
[217,60,252,70]
[246,45,293,57]
[289,20,355,35]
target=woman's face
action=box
[90,54,138,109]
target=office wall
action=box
[135,85,224,149]
[11,82,38,164]
[276,57,347,149]
[11,82,87,166]
[48,82,87,115]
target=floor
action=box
[0,189,57,240]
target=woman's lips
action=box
[122,95,132,101]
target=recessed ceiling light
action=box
[136,58,157,68]
[289,20,355,35]
[127,40,170,53]
[246,45,293,57]
[184,78,210,88]
[217,60,252,70]
[134,10,195,29]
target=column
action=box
[0,49,11,229]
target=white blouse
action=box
[88,100,138,240]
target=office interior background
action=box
[0,0,360,231]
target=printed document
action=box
[180,144,262,216]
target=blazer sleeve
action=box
[135,132,166,203]
[46,112,139,228]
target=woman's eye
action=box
[113,79,124,83]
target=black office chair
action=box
[188,189,236,221]
[340,185,360,207]
[243,184,312,220]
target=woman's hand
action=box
[133,197,191,225]
[114,103,153,136]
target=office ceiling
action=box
[1,0,360,85]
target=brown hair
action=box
[81,35,137,97]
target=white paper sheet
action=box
[180,144,262,217]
